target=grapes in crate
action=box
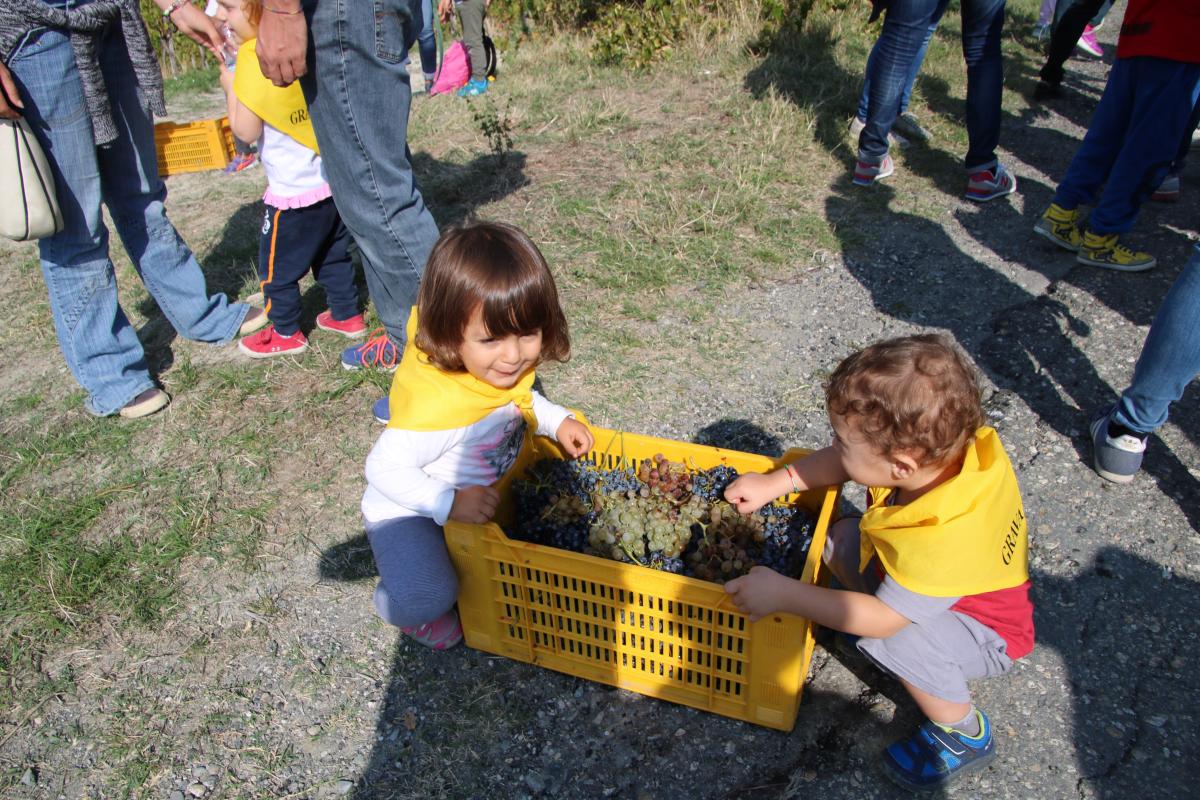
[508,454,815,583]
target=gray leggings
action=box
[456,0,488,81]
[364,515,459,628]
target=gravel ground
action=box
[5,14,1200,800]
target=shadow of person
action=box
[413,150,530,228]
[692,418,785,458]
[1032,548,1200,798]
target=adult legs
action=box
[1041,0,1109,86]
[859,0,950,163]
[1112,242,1200,435]
[959,0,1006,171]
[302,0,440,348]
[856,18,937,123]
[10,27,156,415]
[96,25,250,344]
[418,0,437,80]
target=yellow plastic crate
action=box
[445,424,842,731]
[154,118,235,177]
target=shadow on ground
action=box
[745,13,1200,530]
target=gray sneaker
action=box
[849,117,910,149]
[1089,407,1147,484]
[893,112,932,143]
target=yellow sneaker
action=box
[1033,203,1083,251]
[1077,231,1156,272]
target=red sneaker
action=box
[316,310,367,338]
[238,326,308,358]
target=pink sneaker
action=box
[1076,25,1103,57]
[401,609,463,650]
[238,326,309,358]
[852,154,895,186]
[316,310,367,338]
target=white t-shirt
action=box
[361,391,573,525]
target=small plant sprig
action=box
[468,96,515,162]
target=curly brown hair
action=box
[414,222,570,373]
[825,334,985,467]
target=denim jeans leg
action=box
[1087,59,1200,234]
[96,25,249,344]
[1113,241,1200,434]
[960,0,1006,170]
[9,27,155,416]
[418,0,437,76]
[857,18,937,122]
[302,0,440,347]
[1053,57,1135,211]
[860,0,949,162]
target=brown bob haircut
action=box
[415,221,570,372]
[825,333,985,467]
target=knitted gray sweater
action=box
[0,0,167,145]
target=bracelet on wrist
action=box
[784,463,801,493]
[162,0,189,17]
[264,4,304,14]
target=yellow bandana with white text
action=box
[386,309,537,432]
[233,40,319,153]
[859,427,1028,597]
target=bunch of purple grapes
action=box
[508,456,816,582]
[509,458,596,552]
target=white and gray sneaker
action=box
[1089,407,1147,484]
[849,117,910,149]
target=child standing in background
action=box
[214,0,366,357]
[362,222,593,649]
[439,0,489,97]
[723,334,1033,791]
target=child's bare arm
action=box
[725,566,910,638]
[219,64,264,144]
[724,446,850,514]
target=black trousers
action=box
[257,197,357,335]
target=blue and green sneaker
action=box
[882,709,996,792]
[457,78,489,98]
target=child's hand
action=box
[555,417,594,458]
[724,472,783,515]
[438,0,453,23]
[449,484,500,524]
[724,566,794,622]
[218,64,234,91]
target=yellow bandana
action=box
[386,309,538,432]
[859,427,1029,597]
[233,40,319,153]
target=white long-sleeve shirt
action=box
[361,391,573,524]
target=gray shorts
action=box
[824,518,1014,704]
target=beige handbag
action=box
[1,116,63,241]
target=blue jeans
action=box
[1053,57,1200,234]
[859,0,1005,170]
[301,0,440,347]
[1113,242,1200,435]
[856,19,937,123]
[418,0,437,77]
[7,22,252,416]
